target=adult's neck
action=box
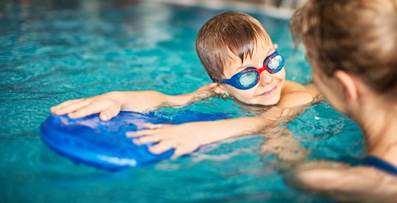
[356,101,397,165]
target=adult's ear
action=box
[334,71,358,101]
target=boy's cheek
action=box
[277,68,286,81]
[228,89,256,103]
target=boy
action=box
[52,12,321,159]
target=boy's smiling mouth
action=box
[255,82,279,97]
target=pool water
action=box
[0,1,364,202]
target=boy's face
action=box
[220,37,286,106]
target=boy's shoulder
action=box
[278,80,314,108]
[283,80,308,92]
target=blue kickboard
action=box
[40,111,230,171]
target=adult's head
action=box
[291,0,397,122]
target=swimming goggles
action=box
[220,50,285,90]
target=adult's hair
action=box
[291,0,397,95]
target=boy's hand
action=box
[51,92,123,121]
[192,83,223,100]
[126,122,216,159]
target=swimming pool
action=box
[0,1,365,202]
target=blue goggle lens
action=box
[238,71,258,89]
[268,55,282,70]
[265,52,285,74]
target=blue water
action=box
[0,1,364,202]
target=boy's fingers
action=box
[207,83,217,88]
[68,101,107,118]
[52,98,83,109]
[149,142,173,154]
[142,123,165,129]
[172,145,197,159]
[55,99,91,115]
[126,130,153,137]
[214,89,224,95]
[99,105,120,121]
[51,98,85,112]
[171,148,187,159]
[133,134,162,144]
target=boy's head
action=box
[196,12,286,106]
[291,0,397,113]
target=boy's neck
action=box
[235,99,274,115]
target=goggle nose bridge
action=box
[257,65,268,74]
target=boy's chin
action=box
[248,96,281,107]
[259,99,280,106]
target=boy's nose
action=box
[259,72,273,86]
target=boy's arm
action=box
[127,105,307,158]
[127,116,269,158]
[260,127,308,167]
[51,83,218,120]
[119,83,218,112]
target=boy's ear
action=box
[334,71,358,101]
